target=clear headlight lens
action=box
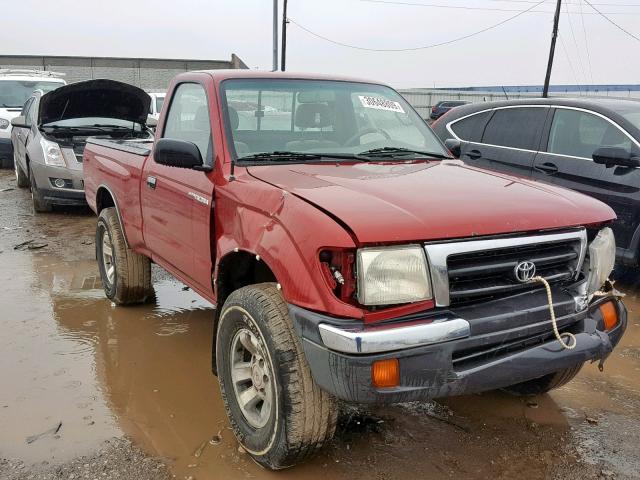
[40,137,65,166]
[585,227,616,295]
[0,118,9,129]
[357,245,432,306]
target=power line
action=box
[490,0,640,6]
[558,32,583,93]
[362,0,640,14]
[288,0,547,52]
[578,0,595,83]
[583,0,640,40]
[564,1,589,85]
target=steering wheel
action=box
[344,127,391,147]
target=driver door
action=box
[141,82,215,293]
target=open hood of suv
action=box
[248,160,615,243]
[38,79,151,126]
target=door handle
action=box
[146,176,157,189]
[534,162,559,175]
[466,149,482,160]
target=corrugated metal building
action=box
[0,54,248,92]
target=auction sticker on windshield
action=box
[359,95,405,113]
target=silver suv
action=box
[0,69,66,168]
[11,79,156,212]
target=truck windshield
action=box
[0,80,63,108]
[221,79,448,161]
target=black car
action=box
[432,98,640,267]
[429,100,468,120]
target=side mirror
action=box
[444,138,461,158]
[154,138,205,170]
[11,116,29,128]
[593,147,640,168]
[146,116,158,128]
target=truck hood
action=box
[39,79,151,126]
[247,160,615,243]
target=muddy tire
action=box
[29,167,52,213]
[14,155,29,188]
[96,207,153,305]
[502,363,583,396]
[216,283,337,470]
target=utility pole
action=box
[281,0,288,71]
[273,0,279,71]
[542,0,562,98]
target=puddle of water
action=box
[1,226,639,479]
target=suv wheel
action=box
[96,207,153,305]
[15,155,29,188]
[28,166,52,213]
[216,283,337,470]
[502,363,583,395]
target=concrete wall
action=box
[0,54,248,92]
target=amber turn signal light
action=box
[599,301,618,331]
[372,358,400,388]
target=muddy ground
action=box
[0,169,638,480]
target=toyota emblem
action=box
[514,261,536,283]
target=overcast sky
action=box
[2,0,640,88]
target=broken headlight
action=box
[356,245,432,306]
[584,227,616,295]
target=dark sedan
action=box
[429,100,468,120]
[432,98,640,267]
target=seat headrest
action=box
[193,105,210,130]
[295,103,333,129]
[228,106,239,130]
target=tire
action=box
[96,207,153,305]
[14,155,29,188]
[216,283,337,470]
[29,166,52,213]
[0,155,13,169]
[502,363,583,396]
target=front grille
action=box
[447,239,582,304]
[73,145,84,163]
[424,229,587,307]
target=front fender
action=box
[215,174,362,318]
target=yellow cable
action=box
[530,276,577,350]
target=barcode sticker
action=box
[358,95,405,113]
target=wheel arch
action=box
[211,249,278,374]
[95,184,129,248]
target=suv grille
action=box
[424,230,587,307]
[447,239,581,304]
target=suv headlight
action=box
[584,227,616,295]
[40,137,66,166]
[0,118,9,129]
[357,245,432,306]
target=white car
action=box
[148,92,166,120]
[0,70,66,168]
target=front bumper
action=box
[0,137,12,163]
[31,161,86,206]
[289,288,627,404]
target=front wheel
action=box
[502,363,583,396]
[96,207,153,305]
[14,155,29,188]
[216,283,337,470]
[29,167,52,213]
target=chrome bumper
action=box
[317,317,470,354]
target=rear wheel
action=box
[96,207,153,305]
[216,283,337,470]
[502,364,583,396]
[29,166,52,213]
[14,155,29,188]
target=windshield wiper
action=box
[357,147,451,160]
[237,151,360,163]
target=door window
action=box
[21,98,34,126]
[547,108,633,159]
[450,110,492,143]
[481,107,547,150]
[163,83,212,161]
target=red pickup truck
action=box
[83,70,627,469]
